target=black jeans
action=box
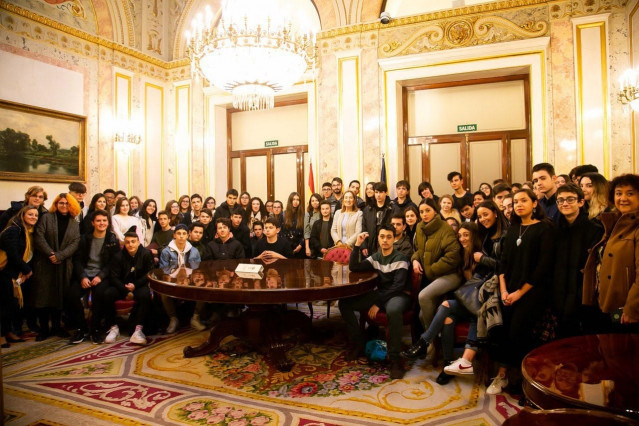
[66,278,110,332]
[97,285,152,330]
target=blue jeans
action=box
[419,299,478,363]
[339,291,412,359]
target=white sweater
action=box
[111,214,144,242]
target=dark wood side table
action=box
[522,334,639,420]
[149,258,377,371]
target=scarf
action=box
[477,275,502,338]
[13,227,34,308]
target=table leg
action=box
[182,306,313,373]
[183,318,243,358]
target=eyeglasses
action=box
[556,197,579,205]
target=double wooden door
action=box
[406,131,530,196]
[229,145,308,202]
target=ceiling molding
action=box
[0,1,187,69]
[317,0,551,39]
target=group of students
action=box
[0,164,637,397]
[320,165,639,393]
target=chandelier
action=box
[186,1,316,111]
[619,68,639,112]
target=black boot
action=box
[68,329,86,344]
[436,362,453,385]
[400,338,429,359]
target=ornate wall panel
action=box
[378,9,550,57]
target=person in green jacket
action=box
[411,198,462,332]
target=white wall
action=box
[408,80,526,137]
[0,50,85,207]
[231,104,308,150]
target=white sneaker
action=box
[104,325,120,344]
[129,328,147,345]
[190,314,206,331]
[444,357,474,376]
[486,374,508,395]
[166,317,179,334]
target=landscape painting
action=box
[0,100,85,182]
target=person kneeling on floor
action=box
[338,226,411,380]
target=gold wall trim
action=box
[318,0,550,39]
[379,15,549,58]
[630,0,639,173]
[115,73,132,119]
[337,56,362,180]
[575,21,609,177]
[145,82,164,202]
[0,1,188,69]
[175,84,191,194]
[114,72,132,193]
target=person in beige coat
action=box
[331,191,363,248]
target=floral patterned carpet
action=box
[2,305,521,425]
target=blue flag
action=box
[381,155,387,183]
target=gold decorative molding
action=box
[380,15,549,57]
[0,1,187,70]
[548,0,623,20]
[318,0,551,40]
[316,0,624,41]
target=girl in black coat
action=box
[0,205,39,347]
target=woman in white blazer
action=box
[331,191,363,247]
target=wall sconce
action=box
[619,68,639,112]
[113,119,141,150]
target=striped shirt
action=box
[349,245,410,306]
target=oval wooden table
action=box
[148,258,377,371]
[522,334,639,421]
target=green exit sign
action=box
[265,140,279,147]
[457,124,477,132]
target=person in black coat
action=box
[361,182,400,255]
[0,185,48,231]
[105,226,155,345]
[250,221,265,257]
[67,209,120,344]
[281,192,305,258]
[309,201,334,258]
[552,184,603,336]
[193,218,245,330]
[0,206,39,347]
[229,209,252,257]
[203,218,245,260]
[212,189,239,222]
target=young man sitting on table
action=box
[338,226,411,380]
[253,217,293,263]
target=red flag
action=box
[308,161,315,193]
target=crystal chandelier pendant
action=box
[233,85,275,111]
[186,0,317,111]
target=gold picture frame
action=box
[0,99,86,183]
